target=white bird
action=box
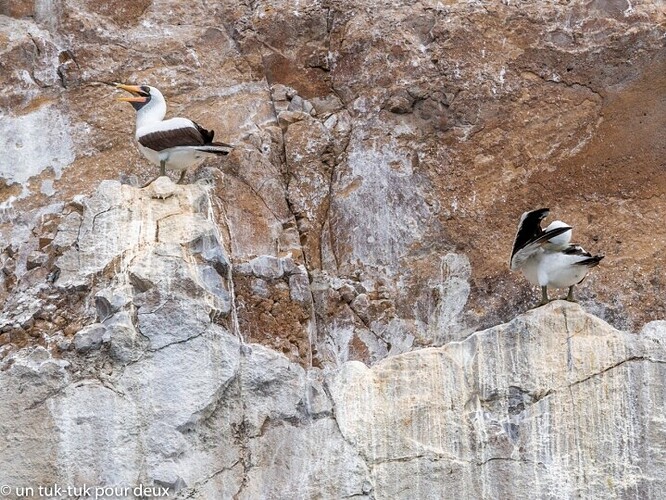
[510,208,604,306]
[115,83,233,183]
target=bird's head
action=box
[544,219,573,249]
[115,83,163,111]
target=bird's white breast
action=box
[137,144,206,172]
[531,252,591,288]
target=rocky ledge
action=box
[0,178,664,497]
[1,300,664,498]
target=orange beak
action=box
[115,83,147,102]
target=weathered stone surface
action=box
[0,347,69,487]
[0,0,664,497]
[49,383,142,486]
[25,250,47,270]
[2,298,666,498]
[243,419,371,499]
[72,323,108,353]
[330,301,666,498]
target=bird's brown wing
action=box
[138,126,205,151]
[191,120,233,148]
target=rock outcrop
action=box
[2,232,665,498]
[332,304,666,498]
[0,180,665,498]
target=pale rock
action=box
[154,476,188,494]
[304,372,333,417]
[1,297,666,497]
[329,301,666,498]
[73,323,109,353]
[288,272,311,304]
[240,343,306,436]
[277,110,310,128]
[270,83,291,108]
[120,327,239,428]
[350,293,370,322]
[243,419,371,499]
[186,232,230,277]
[1,254,16,273]
[248,254,284,280]
[94,285,133,321]
[199,265,232,313]
[251,278,270,298]
[26,250,48,270]
[104,311,146,363]
[146,422,188,459]
[48,382,141,486]
[0,346,70,488]
[287,94,305,112]
[55,335,71,352]
[157,213,216,245]
[149,176,177,199]
[286,94,316,115]
[310,95,344,115]
[54,181,141,289]
[0,106,75,189]
[134,295,210,350]
[174,462,243,500]
[280,256,297,275]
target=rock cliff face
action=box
[0,0,665,498]
[1,179,665,499]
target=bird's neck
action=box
[135,99,167,131]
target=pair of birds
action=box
[115,83,603,306]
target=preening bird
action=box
[115,83,233,183]
[510,208,604,306]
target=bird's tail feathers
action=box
[574,255,604,267]
[195,144,233,155]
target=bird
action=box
[115,83,233,184]
[510,208,604,306]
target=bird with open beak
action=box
[115,83,233,184]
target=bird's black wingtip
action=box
[575,254,604,267]
[511,207,552,261]
[525,207,550,220]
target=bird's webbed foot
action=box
[565,286,577,302]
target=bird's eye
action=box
[141,86,151,95]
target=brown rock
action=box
[0,0,663,366]
[79,0,151,27]
[0,0,34,18]
[26,251,48,270]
